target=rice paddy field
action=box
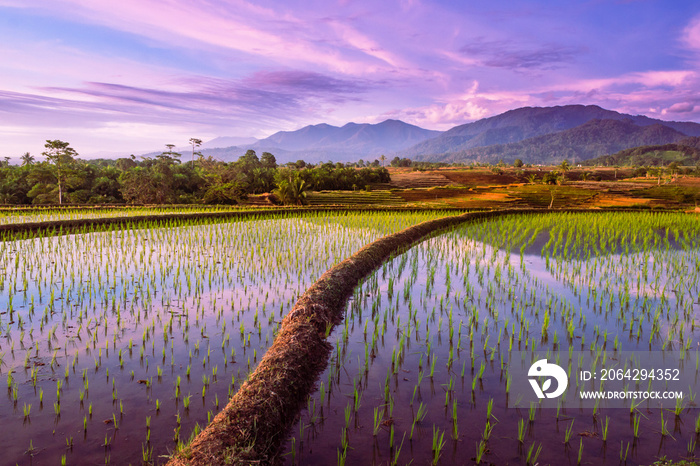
[0,210,454,465]
[0,205,265,226]
[283,211,700,465]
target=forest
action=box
[0,140,391,205]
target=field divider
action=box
[0,206,479,240]
[166,208,553,465]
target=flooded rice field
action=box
[0,211,450,465]
[284,211,700,465]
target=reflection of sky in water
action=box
[0,216,420,354]
[439,217,700,347]
[0,212,445,465]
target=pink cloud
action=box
[1,0,413,76]
[684,14,700,50]
[371,81,533,129]
[663,102,695,114]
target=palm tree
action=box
[21,152,34,166]
[559,160,571,180]
[273,175,308,205]
[380,154,386,167]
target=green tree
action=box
[261,152,277,169]
[197,156,247,204]
[42,140,78,204]
[648,167,663,185]
[116,156,137,171]
[119,166,158,204]
[189,138,203,165]
[667,161,679,176]
[514,159,524,168]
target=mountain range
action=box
[196,119,440,163]
[413,118,690,165]
[192,104,700,165]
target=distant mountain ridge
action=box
[203,136,258,149]
[414,118,689,165]
[250,119,441,162]
[401,105,700,164]
[190,119,441,163]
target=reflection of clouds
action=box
[420,226,699,344]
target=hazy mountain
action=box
[202,136,258,149]
[414,119,689,165]
[401,105,700,160]
[252,119,442,161]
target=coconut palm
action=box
[21,152,34,166]
[273,173,308,205]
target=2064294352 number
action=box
[599,368,680,381]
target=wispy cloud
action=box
[0,0,409,75]
[459,38,584,70]
[29,70,370,124]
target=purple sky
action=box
[2,0,700,157]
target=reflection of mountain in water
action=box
[478,227,690,258]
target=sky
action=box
[2,0,700,157]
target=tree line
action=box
[0,140,390,205]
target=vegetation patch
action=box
[630,185,700,207]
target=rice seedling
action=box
[577,437,584,465]
[431,425,446,465]
[517,418,525,443]
[620,441,629,462]
[564,419,575,444]
[475,439,487,464]
[526,442,542,465]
